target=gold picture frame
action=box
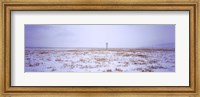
[0,0,199,97]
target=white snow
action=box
[25,48,175,72]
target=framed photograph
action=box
[0,0,199,97]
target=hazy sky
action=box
[25,24,175,48]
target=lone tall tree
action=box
[106,42,108,49]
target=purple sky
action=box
[25,24,175,48]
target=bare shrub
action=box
[29,62,40,67]
[80,58,86,63]
[35,63,40,66]
[51,68,56,71]
[79,65,91,69]
[65,60,69,62]
[26,58,30,60]
[47,66,52,69]
[55,58,63,61]
[63,63,75,69]
[39,51,49,54]
[135,68,143,71]
[136,54,148,58]
[95,58,107,62]
[123,54,132,57]
[63,63,68,68]
[147,65,166,70]
[149,60,157,64]
[134,60,147,65]
[106,69,112,72]
[142,68,153,72]
[47,58,52,61]
[115,68,123,72]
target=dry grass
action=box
[25,48,175,72]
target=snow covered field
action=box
[25,48,175,72]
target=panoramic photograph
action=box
[25,24,175,72]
